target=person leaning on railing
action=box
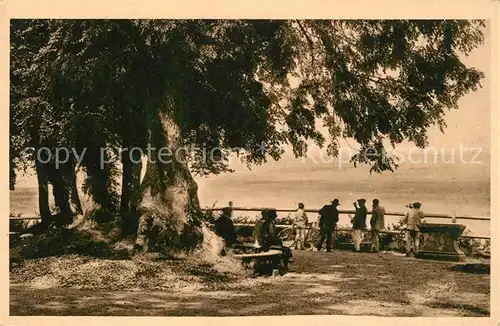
[403,202,424,257]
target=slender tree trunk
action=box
[120,148,142,236]
[135,112,200,252]
[68,164,83,215]
[46,163,73,225]
[59,158,83,215]
[120,152,132,230]
[34,159,52,227]
[9,141,16,191]
[26,118,58,226]
[9,168,16,191]
[131,156,142,215]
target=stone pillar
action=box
[415,223,466,262]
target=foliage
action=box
[87,206,115,224]
[12,19,486,173]
[9,214,32,233]
[384,215,407,251]
[276,215,296,225]
[199,210,217,224]
[458,230,490,257]
[230,213,296,225]
[458,231,480,255]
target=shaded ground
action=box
[10,250,490,316]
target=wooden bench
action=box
[233,249,283,275]
[232,249,282,262]
[231,243,284,274]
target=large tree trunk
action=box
[80,147,119,223]
[135,112,201,253]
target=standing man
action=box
[403,202,424,256]
[351,199,368,252]
[316,199,340,252]
[370,199,385,253]
[293,203,308,250]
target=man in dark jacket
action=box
[214,207,239,247]
[316,199,340,252]
[351,198,368,252]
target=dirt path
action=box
[10,250,490,316]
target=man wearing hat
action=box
[351,198,368,252]
[403,202,424,256]
[316,199,340,252]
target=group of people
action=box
[290,199,383,253]
[213,206,294,270]
[289,200,340,252]
[212,199,425,269]
[291,199,424,256]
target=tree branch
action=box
[295,20,315,67]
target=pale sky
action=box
[425,21,490,150]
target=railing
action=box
[202,206,490,221]
[230,224,490,240]
[202,201,491,240]
[9,216,41,221]
[9,202,491,240]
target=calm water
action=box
[10,153,491,237]
[196,154,491,236]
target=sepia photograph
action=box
[5,5,497,323]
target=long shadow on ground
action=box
[10,250,490,316]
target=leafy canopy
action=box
[10,19,485,179]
